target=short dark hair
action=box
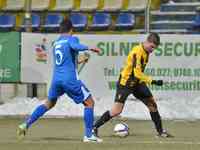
[59,17,73,33]
[147,33,160,46]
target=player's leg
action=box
[17,99,57,139]
[82,96,94,138]
[93,84,131,136]
[66,82,102,142]
[143,97,163,133]
[144,96,173,137]
[17,82,62,138]
[26,100,57,128]
[82,96,102,142]
[133,83,173,137]
[93,102,124,129]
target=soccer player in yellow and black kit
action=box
[93,33,173,138]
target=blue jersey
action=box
[48,35,91,103]
[52,35,88,81]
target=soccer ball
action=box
[114,123,129,137]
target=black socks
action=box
[94,110,163,134]
[94,110,112,129]
[150,111,163,133]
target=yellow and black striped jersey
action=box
[120,44,152,86]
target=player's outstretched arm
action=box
[69,36,101,54]
[69,37,89,51]
[88,47,101,54]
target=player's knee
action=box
[110,102,124,117]
[111,108,122,117]
[44,100,56,109]
[145,97,158,112]
[83,98,94,107]
[111,111,121,117]
[147,102,158,112]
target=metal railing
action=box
[24,0,32,32]
[145,0,151,33]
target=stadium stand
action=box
[127,0,148,12]
[191,13,200,30]
[103,0,123,12]
[31,0,50,11]
[151,0,200,33]
[125,0,148,32]
[89,13,111,30]
[0,0,150,33]
[42,13,63,32]
[51,0,74,11]
[2,0,25,11]
[70,13,87,31]
[115,13,135,30]
[20,14,40,32]
[0,14,15,31]
[79,0,99,12]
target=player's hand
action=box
[83,57,89,63]
[89,47,101,54]
[78,53,90,64]
[152,80,163,86]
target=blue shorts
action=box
[48,79,91,104]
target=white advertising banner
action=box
[21,33,200,119]
[21,33,57,83]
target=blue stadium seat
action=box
[70,13,87,31]
[21,14,40,32]
[191,14,200,29]
[115,13,135,30]
[0,14,15,31]
[90,13,111,30]
[43,14,63,32]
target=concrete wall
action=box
[0,83,47,103]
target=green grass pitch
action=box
[0,118,200,150]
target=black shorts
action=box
[114,82,153,104]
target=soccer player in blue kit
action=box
[17,18,103,143]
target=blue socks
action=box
[84,107,94,137]
[25,104,94,138]
[26,104,48,128]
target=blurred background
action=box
[0,0,200,119]
[1,1,200,149]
